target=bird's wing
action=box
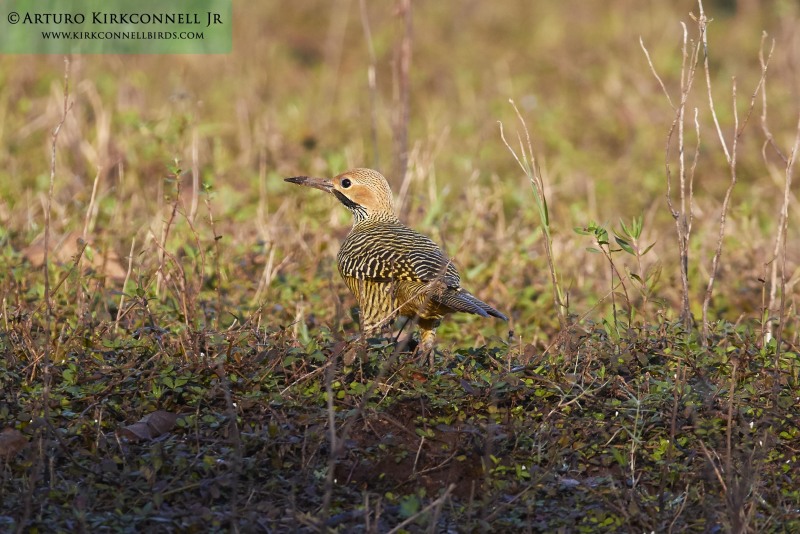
[338,226,461,287]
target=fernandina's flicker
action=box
[285,168,507,356]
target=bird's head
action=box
[285,168,396,223]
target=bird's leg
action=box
[392,316,417,353]
[415,318,440,366]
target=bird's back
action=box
[337,220,506,322]
[337,219,460,287]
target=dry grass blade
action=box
[499,102,566,329]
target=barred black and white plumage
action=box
[285,168,507,358]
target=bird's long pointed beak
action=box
[284,176,334,193]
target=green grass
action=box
[1,1,799,532]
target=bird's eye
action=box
[341,178,352,188]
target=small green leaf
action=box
[615,237,635,255]
[399,495,420,519]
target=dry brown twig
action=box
[202,189,223,329]
[189,127,200,222]
[114,238,136,333]
[75,167,102,313]
[643,0,772,342]
[770,112,800,391]
[758,32,798,354]
[640,19,702,328]
[155,166,182,297]
[698,0,771,345]
[44,59,72,329]
[41,58,72,367]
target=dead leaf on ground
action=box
[119,411,180,442]
[0,428,27,458]
[22,231,127,281]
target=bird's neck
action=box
[352,210,399,228]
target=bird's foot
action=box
[412,338,437,367]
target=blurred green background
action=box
[1,0,797,344]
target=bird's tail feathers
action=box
[437,289,508,321]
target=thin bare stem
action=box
[320,355,338,524]
[758,35,784,165]
[688,108,701,237]
[359,0,381,170]
[701,72,738,343]
[82,169,101,239]
[190,127,200,222]
[393,0,412,185]
[725,359,737,486]
[698,1,731,164]
[43,58,71,365]
[115,238,136,333]
[499,101,566,328]
[156,169,181,297]
[316,0,351,130]
[45,59,72,323]
[77,167,101,314]
[757,35,786,344]
[640,36,675,109]
[678,23,689,231]
[700,1,771,343]
[599,241,632,327]
[33,57,70,534]
[773,113,800,397]
[642,22,702,327]
[204,189,223,330]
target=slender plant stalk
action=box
[44,59,71,347]
[641,23,702,328]
[115,237,136,333]
[393,0,412,185]
[757,35,785,345]
[30,57,70,534]
[698,0,771,345]
[772,114,800,398]
[190,127,200,222]
[359,0,381,170]
[499,101,567,329]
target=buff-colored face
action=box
[285,168,395,216]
